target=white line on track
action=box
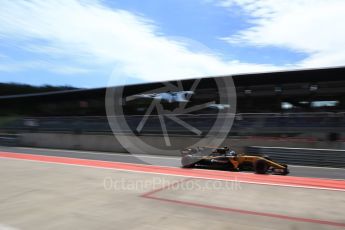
[17,149,344,181]
[16,147,180,160]
[1,156,345,192]
[15,147,345,171]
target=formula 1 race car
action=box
[181,146,289,175]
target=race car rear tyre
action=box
[181,155,197,168]
[254,159,269,174]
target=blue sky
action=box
[0,0,344,88]
[106,0,307,64]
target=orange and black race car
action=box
[181,146,289,175]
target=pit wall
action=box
[17,133,345,156]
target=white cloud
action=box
[218,0,345,68]
[0,55,92,74]
[0,0,283,83]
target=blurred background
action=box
[1,67,345,168]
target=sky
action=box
[0,0,344,88]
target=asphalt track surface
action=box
[1,147,345,229]
[0,146,344,180]
[0,153,344,229]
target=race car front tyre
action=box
[254,159,269,174]
[281,163,289,175]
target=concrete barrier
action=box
[0,134,20,146]
[15,132,345,158]
[19,133,127,153]
[246,146,345,168]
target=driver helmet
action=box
[229,150,236,156]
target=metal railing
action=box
[1,112,345,136]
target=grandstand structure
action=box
[1,66,345,148]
